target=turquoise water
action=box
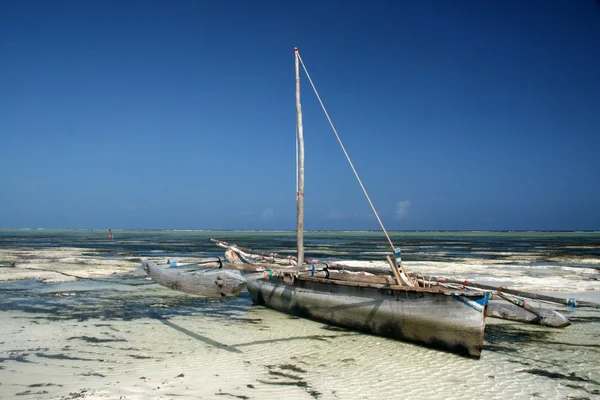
[1,228,599,267]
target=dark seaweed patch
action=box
[34,353,98,362]
[0,354,33,363]
[67,336,125,343]
[215,392,251,399]
[257,379,308,388]
[128,354,153,359]
[268,370,303,380]
[28,383,62,387]
[0,283,253,324]
[507,359,532,366]
[16,390,49,396]
[518,368,600,385]
[266,364,307,373]
[565,384,600,395]
[320,325,348,332]
[66,389,90,399]
[261,363,321,398]
[230,317,263,324]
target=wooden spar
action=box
[295,47,305,266]
[425,275,600,309]
[211,239,296,262]
[303,270,397,285]
[386,255,403,285]
[213,239,302,265]
[386,255,414,286]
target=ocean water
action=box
[2,229,599,293]
[0,229,599,399]
[2,228,599,265]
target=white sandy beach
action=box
[1,246,599,399]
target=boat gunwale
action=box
[295,275,488,297]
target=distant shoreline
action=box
[0,228,599,233]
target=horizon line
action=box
[1,228,599,233]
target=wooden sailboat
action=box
[138,51,591,350]
[234,48,491,358]
[213,240,578,328]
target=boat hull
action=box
[246,276,489,358]
[141,258,246,297]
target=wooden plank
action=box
[297,275,485,295]
[300,270,396,285]
[386,255,403,285]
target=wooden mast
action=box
[295,47,305,266]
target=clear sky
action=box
[1,0,599,231]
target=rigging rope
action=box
[296,51,396,253]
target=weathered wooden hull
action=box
[246,276,489,358]
[141,258,246,297]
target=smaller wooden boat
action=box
[487,300,571,327]
[141,258,246,297]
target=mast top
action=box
[294,47,298,52]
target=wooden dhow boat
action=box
[137,47,598,354]
[213,48,492,358]
[213,240,576,328]
[142,49,590,355]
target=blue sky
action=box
[1,0,599,231]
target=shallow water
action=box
[0,229,599,399]
[0,279,599,399]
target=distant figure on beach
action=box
[108,229,113,239]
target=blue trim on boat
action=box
[451,292,490,313]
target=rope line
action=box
[296,51,396,253]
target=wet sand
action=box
[1,247,599,399]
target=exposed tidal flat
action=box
[0,229,599,399]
